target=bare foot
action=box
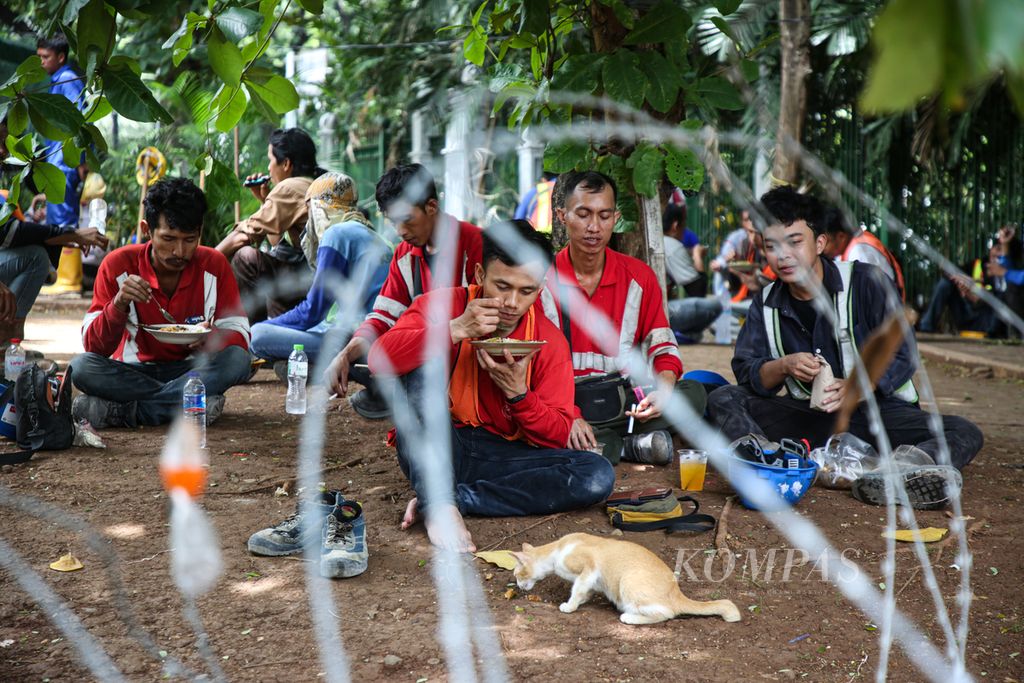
[401,497,420,530]
[424,504,476,553]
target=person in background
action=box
[216,128,323,323]
[70,178,250,429]
[325,163,482,419]
[35,34,87,229]
[984,224,1024,338]
[663,202,707,298]
[514,172,557,234]
[711,209,770,302]
[249,172,391,383]
[0,119,108,356]
[918,245,1000,335]
[662,204,721,343]
[822,206,905,301]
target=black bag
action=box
[0,364,75,465]
[573,373,631,424]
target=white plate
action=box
[469,339,547,358]
[143,324,210,345]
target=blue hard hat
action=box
[683,370,730,387]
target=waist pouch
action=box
[574,373,630,424]
[606,487,716,533]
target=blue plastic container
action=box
[729,456,819,511]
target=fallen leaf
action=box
[503,588,517,600]
[882,527,948,543]
[49,553,84,572]
[527,594,542,602]
[474,550,518,571]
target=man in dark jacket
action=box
[708,188,983,508]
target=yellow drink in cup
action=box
[677,449,708,491]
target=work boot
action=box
[852,465,962,511]
[247,490,345,556]
[320,501,368,579]
[71,395,138,428]
[622,429,673,465]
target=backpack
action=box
[0,364,74,465]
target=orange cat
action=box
[512,532,741,625]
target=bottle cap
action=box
[10,339,21,344]
[294,344,304,351]
[187,370,199,377]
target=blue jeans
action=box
[919,277,993,333]
[250,322,324,362]
[0,245,50,318]
[667,297,724,338]
[393,371,615,517]
[68,346,252,426]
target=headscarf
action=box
[301,171,374,268]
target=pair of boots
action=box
[247,490,368,578]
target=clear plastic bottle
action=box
[286,344,308,415]
[4,338,26,382]
[713,273,732,345]
[182,371,207,448]
[87,198,108,233]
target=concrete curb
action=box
[917,342,1024,380]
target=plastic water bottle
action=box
[182,371,207,448]
[4,339,26,382]
[713,273,732,345]
[286,344,308,414]
[87,198,107,233]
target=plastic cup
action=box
[587,442,606,457]
[677,449,708,491]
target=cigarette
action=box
[627,404,636,434]
[328,393,339,401]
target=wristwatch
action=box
[507,392,528,404]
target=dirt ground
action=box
[1,307,1023,682]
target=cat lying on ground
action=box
[512,532,741,625]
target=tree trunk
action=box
[773,0,811,185]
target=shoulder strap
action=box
[552,268,573,352]
[1,382,35,465]
[610,496,717,533]
[834,260,857,378]
[411,254,424,299]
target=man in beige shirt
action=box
[217,128,322,322]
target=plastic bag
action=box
[809,433,880,489]
[73,419,106,449]
[809,355,835,411]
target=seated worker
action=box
[368,220,615,552]
[70,178,251,428]
[822,206,905,301]
[538,170,706,465]
[710,209,771,303]
[919,244,1001,335]
[514,172,557,233]
[249,172,391,381]
[1,119,109,353]
[984,224,1024,338]
[663,204,720,342]
[326,163,482,419]
[216,128,323,323]
[708,187,983,507]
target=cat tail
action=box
[671,591,742,623]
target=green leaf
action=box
[696,76,744,110]
[7,100,29,136]
[86,96,113,123]
[194,152,214,176]
[714,0,742,15]
[597,0,634,30]
[601,49,646,109]
[214,86,248,132]
[208,26,244,87]
[258,0,277,41]
[5,133,35,162]
[102,62,174,123]
[31,161,67,205]
[740,58,759,83]
[77,0,117,63]
[518,0,549,35]
[83,123,108,153]
[62,138,84,168]
[664,145,704,192]
[464,26,488,67]
[628,143,665,197]
[638,51,680,113]
[624,0,691,45]
[62,0,92,25]
[216,7,264,43]
[24,93,85,140]
[860,0,950,113]
[296,0,324,13]
[243,74,298,114]
[544,139,589,173]
[710,16,739,46]
[1,56,46,93]
[551,54,602,94]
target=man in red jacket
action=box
[326,163,482,419]
[539,171,706,465]
[368,220,614,552]
[69,178,251,428]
